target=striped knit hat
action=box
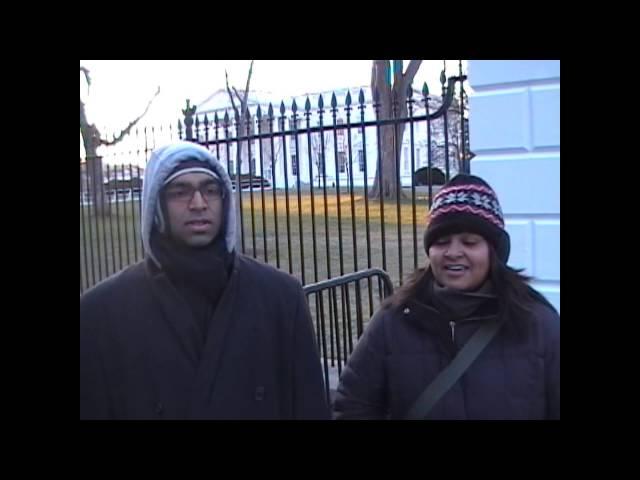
[424,174,510,263]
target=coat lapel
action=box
[188,255,242,416]
[146,262,202,368]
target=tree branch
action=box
[225,70,240,119]
[100,86,160,146]
[232,86,243,107]
[80,97,88,128]
[80,97,101,152]
[403,60,422,84]
[80,66,91,94]
[393,59,403,87]
[371,62,376,94]
[242,60,254,111]
[371,60,392,118]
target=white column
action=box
[469,60,560,312]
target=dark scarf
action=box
[429,277,497,323]
[150,231,234,341]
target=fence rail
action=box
[303,268,394,405]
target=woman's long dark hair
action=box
[383,244,553,335]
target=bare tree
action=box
[257,112,283,184]
[448,92,473,173]
[214,108,282,186]
[224,60,254,249]
[369,60,422,200]
[445,100,464,174]
[425,95,471,175]
[80,65,159,216]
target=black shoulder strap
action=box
[405,319,502,420]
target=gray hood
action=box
[141,141,236,267]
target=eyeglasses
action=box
[164,181,224,205]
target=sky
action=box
[80,60,467,162]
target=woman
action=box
[333,174,559,420]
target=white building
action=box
[194,86,465,190]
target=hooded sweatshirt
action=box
[141,141,237,346]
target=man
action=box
[80,141,330,419]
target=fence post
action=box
[182,99,197,142]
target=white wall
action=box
[469,60,560,312]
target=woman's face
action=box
[428,232,491,291]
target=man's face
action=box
[163,172,224,247]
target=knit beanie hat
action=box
[424,174,510,263]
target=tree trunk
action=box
[225,61,255,252]
[86,154,108,217]
[370,121,406,199]
[234,115,255,251]
[80,66,158,217]
[80,99,109,217]
[369,60,421,200]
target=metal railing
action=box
[303,268,394,405]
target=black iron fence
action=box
[80,66,471,346]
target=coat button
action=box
[155,402,164,415]
[255,386,265,401]
[403,307,410,315]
